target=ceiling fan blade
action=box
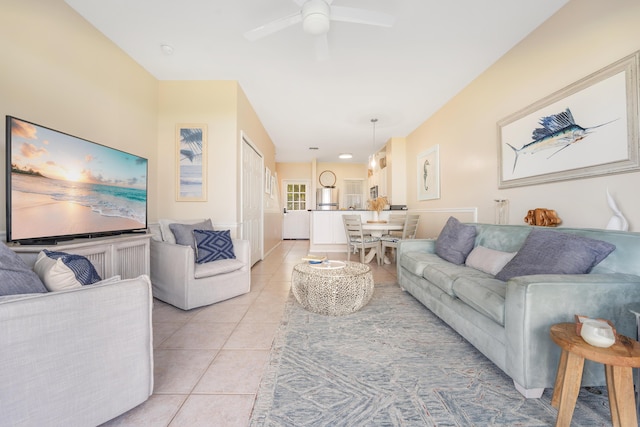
[243,12,302,41]
[315,34,329,61]
[330,6,395,27]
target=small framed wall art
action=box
[417,145,440,201]
[176,123,207,201]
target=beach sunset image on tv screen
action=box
[6,117,148,243]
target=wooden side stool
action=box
[550,322,640,427]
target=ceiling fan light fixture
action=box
[302,0,331,35]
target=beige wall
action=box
[1,1,280,255]
[0,0,159,234]
[406,0,640,236]
[157,81,238,226]
[157,81,279,251]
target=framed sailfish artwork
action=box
[498,51,639,188]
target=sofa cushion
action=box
[423,262,493,297]
[465,245,516,276]
[34,250,102,291]
[169,219,214,250]
[473,224,532,253]
[194,258,244,278]
[0,242,47,296]
[435,217,476,265]
[399,252,447,277]
[452,277,507,325]
[194,230,236,263]
[495,228,616,281]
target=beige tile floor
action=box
[102,239,398,427]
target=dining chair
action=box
[381,214,420,263]
[386,212,407,238]
[342,214,382,265]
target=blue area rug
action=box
[250,282,612,426]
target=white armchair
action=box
[149,222,251,310]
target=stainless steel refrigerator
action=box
[316,188,339,210]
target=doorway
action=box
[282,180,310,239]
[241,134,263,265]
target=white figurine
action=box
[605,188,628,231]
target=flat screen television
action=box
[6,116,148,244]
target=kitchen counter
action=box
[310,210,395,252]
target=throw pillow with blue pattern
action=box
[33,250,102,292]
[193,229,236,264]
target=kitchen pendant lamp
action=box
[370,118,378,169]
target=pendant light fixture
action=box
[369,118,378,169]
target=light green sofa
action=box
[396,223,640,398]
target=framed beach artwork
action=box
[176,124,207,201]
[498,51,640,188]
[417,145,440,201]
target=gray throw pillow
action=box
[495,228,616,281]
[435,217,477,265]
[0,242,48,296]
[169,219,214,250]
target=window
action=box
[344,179,365,210]
[286,183,307,211]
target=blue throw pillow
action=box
[495,228,616,281]
[435,216,477,265]
[0,242,48,296]
[43,250,102,285]
[194,230,236,264]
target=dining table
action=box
[361,222,403,264]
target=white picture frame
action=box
[498,51,640,188]
[417,145,440,201]
[265,167,271,194]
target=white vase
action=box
[372,211,379,222]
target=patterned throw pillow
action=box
[193,230,236,264]
[33,250,102,291]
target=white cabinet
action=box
[311,211,386,252]
[311,211,349,245]
[11,233,151,280]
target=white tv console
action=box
[10,233,151,280]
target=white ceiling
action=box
[64,0,568,164]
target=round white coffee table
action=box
[291,261,374,316]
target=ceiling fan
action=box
[243,0,395,60]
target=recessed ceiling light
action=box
[338,153,352,159]
[160,44,174,55]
